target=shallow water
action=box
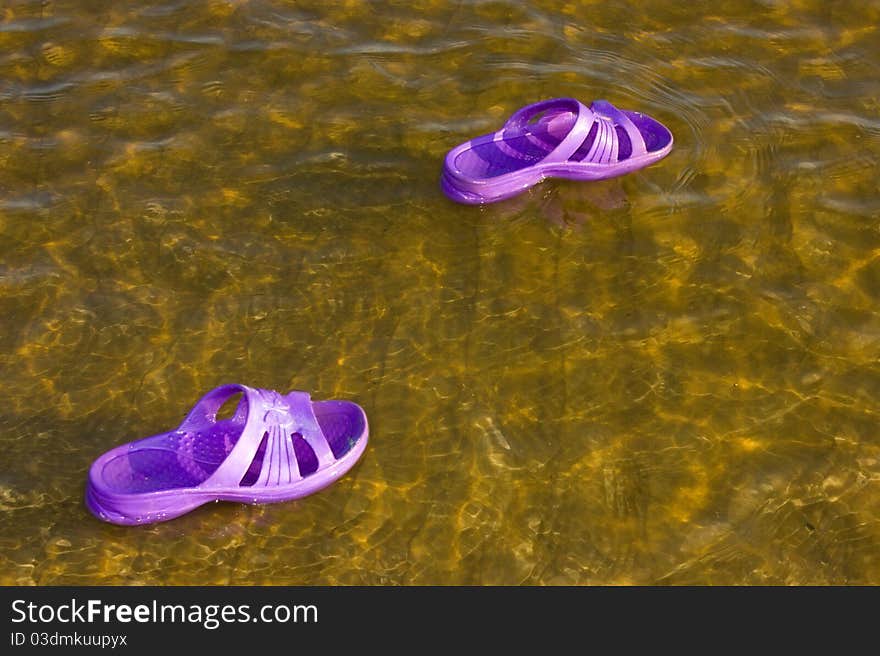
[2,0,880,585]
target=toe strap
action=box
[281,390,336,468]
[590,100,649,160]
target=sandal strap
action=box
[282,390,335,468]
[177,383,249,432]
[590,100,648,159]
[583,114,618,164]
[198,385,264,488]
[199,386,334,489]
[504,98,649,166]
[503,97,596,166]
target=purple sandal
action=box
[441,97,673,204]
[86,384,369,525]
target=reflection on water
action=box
[1,0,879,585]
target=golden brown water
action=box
[2,0,880,585]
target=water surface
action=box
[2,0,880,585]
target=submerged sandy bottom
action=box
[1,0,879,584]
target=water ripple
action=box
[1,0,879,586]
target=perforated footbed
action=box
[99,403,365,494]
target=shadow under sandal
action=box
[441,97,673,204]
[86,384,369,525]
